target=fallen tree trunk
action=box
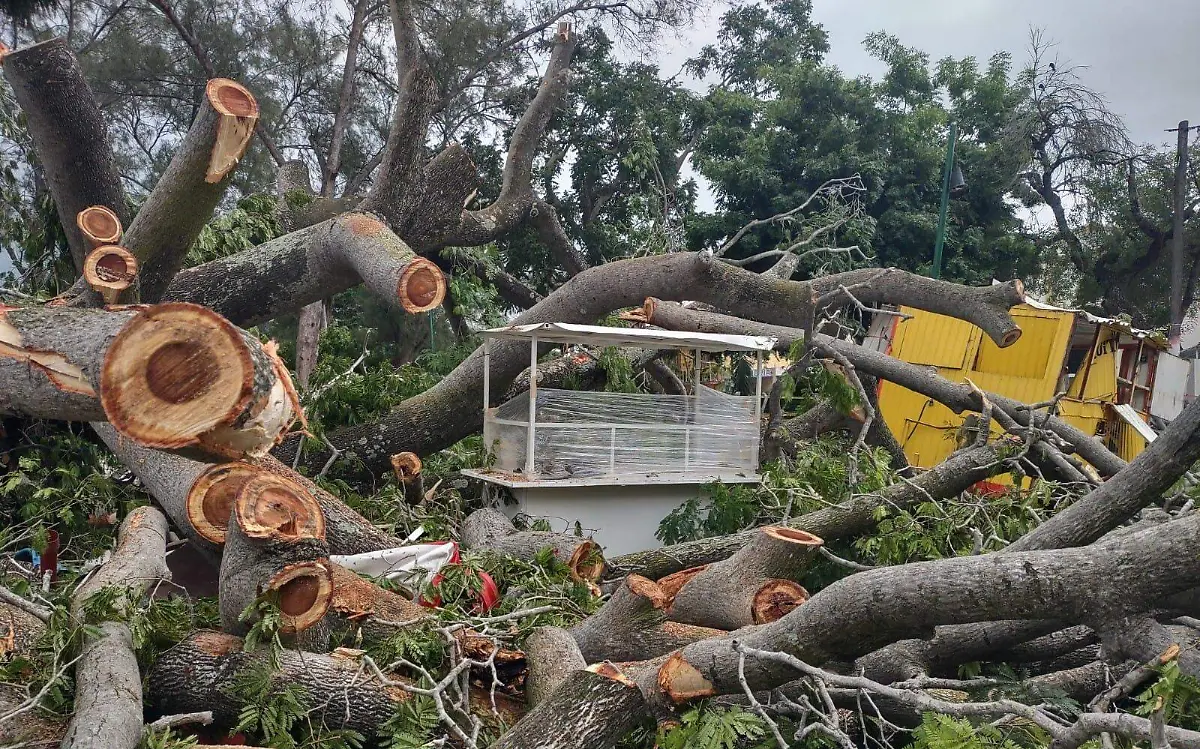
[569,574,723,663]
[525,626,587,707]
[491,664,648,749]
[2,303,298,458]
[1,38,128,272]
[163,212,446,326]
[218,472,332,638]
[460,508,605,583]
[638,297,1126,478]
[609,441,1008,580]
[631,513,1200,712]
[1006,391,1200,552]
[663,527,821,630]
[61,507,171,749]
[279,255,1025,475]
[148,630,410,738]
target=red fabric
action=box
[417,541,499,612]
[971,480,1008,498]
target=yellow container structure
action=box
[867,297,1189,477]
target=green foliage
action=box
[383,693,441,749]
[240,594,287,666]
[139,727,201,749]
[226,660,366,749]
[1135,659,1200,730]
[0,424,149,560]
[366,627,447,675]
[910,709,1060,749]
[855,480,1070,565]
[597,346,639,393]
[655,703,776,749]
[186,193,283,266]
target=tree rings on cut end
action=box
[76,206,123,247]
[268,560,333,633]
[205,78,258,184]
[101,303,256,449]
[567,540,606,584]
[390,451,422,481]
[186,462,262,544]
[83,246,137,304]
[234,472,325,541]
[657,651,715,703]
[751,579,808,624]
[397,258,446,313]
[761,526,823,548]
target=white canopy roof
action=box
[481,322,777,352]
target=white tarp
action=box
[1151,353,1190,421]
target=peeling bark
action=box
[569,575,723,663]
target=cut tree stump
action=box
[663,527,822,630]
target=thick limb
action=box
[491,665,648,749]
[61,507,170,749]
[164,212,445,326]
[461,508,605,583]
[525,626,587,707]
[2,38,128,272]
[279,254,1024,475]
[569,575,723,663]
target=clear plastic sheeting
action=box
[483,386,758,478]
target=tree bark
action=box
[569,574,723,663]
[460,508,605,582]
[525,626,587,707]
[633,513,1200,711]
[491,665,648,749]
[164,212,445,326]
[218,472,332,637]
[278,254,1024,475]
[326,561,431,644]
[61,507,170,749]
[1006,392,1200,552]
[1,38,128,273]
[664,527,821,630]
[115,79,259,302]
[148,630,410,738]
[609,442,1007,580]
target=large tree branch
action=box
[113,78,260,302]
[61,507,170,749]
[0,303,297,459]
[321,0,371,195]
[438,25,579,248]
[146,0,284,165]
[163,212,446,326]
[2,38,129,273]
[633,513,1200,711]
[275,256,1025,474]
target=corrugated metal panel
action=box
[1074,328,1119,401]
[1114,403,1157,443]
[1151,353,1190,420]
[972,312,1069,380]
[891,309,977,368]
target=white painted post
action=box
[753,350,763,467]
[525,336,538,475]
[693,348,702,393]
[482,337,491,412]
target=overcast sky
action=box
[661,0,1199,210]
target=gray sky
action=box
[663,0,1200,210]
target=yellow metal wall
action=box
[878,305,1075,470]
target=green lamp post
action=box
[931,121,967,280]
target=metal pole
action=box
[525,336,537,475]
[1170,120,1190,354]
[693,348,702,393]
[482,338,491,412]
[931,121,957,280]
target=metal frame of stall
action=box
[479,322,776,478]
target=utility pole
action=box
[1168,121,1193,354]
[931,121,958,280]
